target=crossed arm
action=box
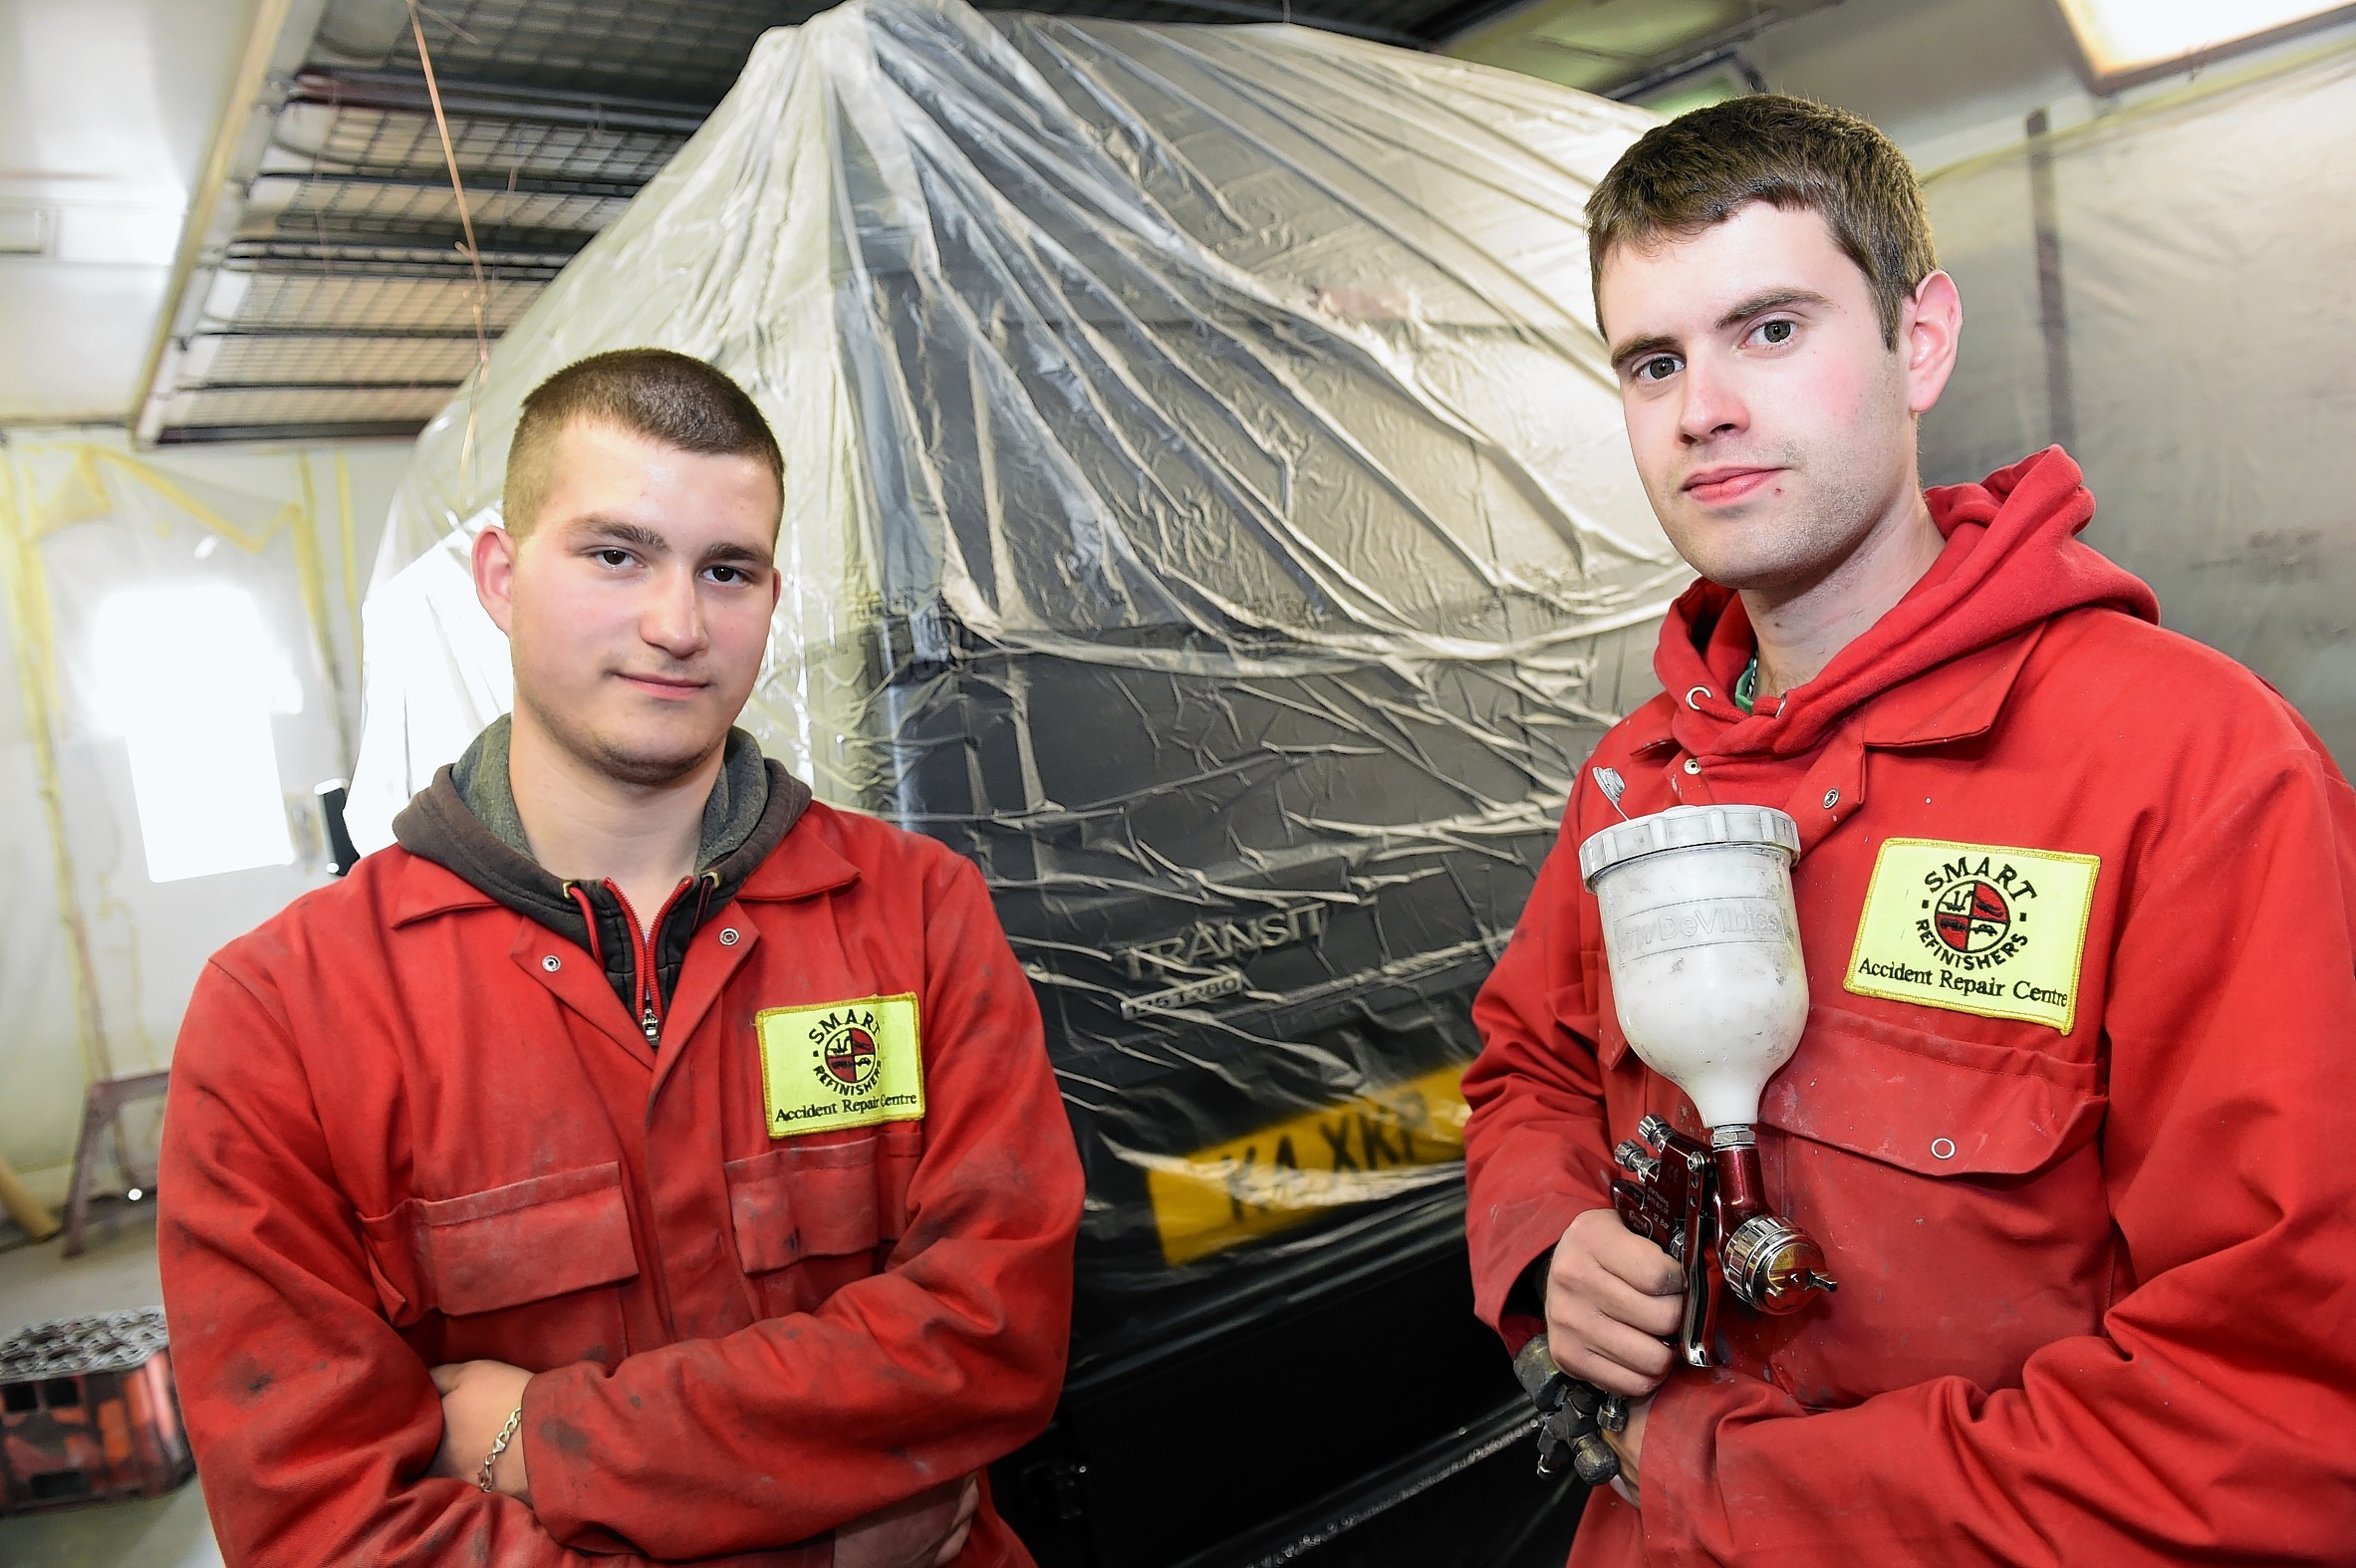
[428,1359,977,1568]
[159,859,1083,1566]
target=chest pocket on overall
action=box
[1748,1004,2110,1407]
[357,1162,640,1368]
[723,1125,924,1315]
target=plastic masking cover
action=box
[352,0,1677,1308]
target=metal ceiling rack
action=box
[134,0,1519,446]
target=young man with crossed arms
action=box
[161,350,1083,1566]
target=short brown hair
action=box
[503,348,783,534]
[1586,95,1936,348]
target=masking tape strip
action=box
[293,455,352,769]
[62,447,274,555]
[334,450,361,623]
[0,444,118,1093]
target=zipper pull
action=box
[642,1001,660,1048]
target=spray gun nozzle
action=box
[1613,1140,1661,1180]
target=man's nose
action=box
[1677,358,1746,444]
[642,566,708,657]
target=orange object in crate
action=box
[0,1308,193,1512]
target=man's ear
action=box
[473,523,521,635]
[1902,270,1963,416]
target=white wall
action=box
[1738,0,2356,767]
[0,428,410,1205]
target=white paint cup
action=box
[1578,804,1807,1128]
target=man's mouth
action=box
[1682,466,1781,505]
[617,671,707,699]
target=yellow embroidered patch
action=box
[757,994,925,1138]
[1845,839,2099,1033]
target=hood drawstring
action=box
[565,882,606,968]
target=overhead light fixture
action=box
[2055,0,2356,89]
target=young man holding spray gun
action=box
[1461,96,2356,1563]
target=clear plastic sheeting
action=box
[353,0,1671,1308]
[1,436,376,1196]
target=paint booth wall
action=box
[0,432,409,1201]
[1915,44,2356,766]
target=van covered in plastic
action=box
[349,3,1676,1559]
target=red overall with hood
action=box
[157,737,1084,1567]
[1463,450,2356,1564]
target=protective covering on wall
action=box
[0,436,376,1192]
[353,0,1674,1307]
[1920,39,2356,769]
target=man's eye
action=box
[595,549,632,568]
[1757,319,1795,346]
[1633,355,1682,383]
[708,566,744,585]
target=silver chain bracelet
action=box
[477,1405,524,1493]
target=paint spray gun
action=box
[1512,782,1837,1484]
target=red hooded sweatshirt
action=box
[1463,449,2356,1564]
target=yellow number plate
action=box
[1144,1065,1470,1267]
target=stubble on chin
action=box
[517,681,719,789]
[1679,514,1832,597]
[1659,488,1818,595]
[1663,446,1907,598]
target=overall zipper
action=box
[604,880,696,1049]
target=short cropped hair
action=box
[1586,95,1936,348]
[502,349,784,534]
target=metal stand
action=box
[60,1071,169,1259]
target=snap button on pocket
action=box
[1823,788,1841,810]
[1932,1138,1957,1161]
[541,954,561,972]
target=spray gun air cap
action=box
[1579,805,1808,1129]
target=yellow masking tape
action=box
[0,445,117,1084]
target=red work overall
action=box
[1465,449,2356,1564]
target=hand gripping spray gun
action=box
[1513,783,1837,1485]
